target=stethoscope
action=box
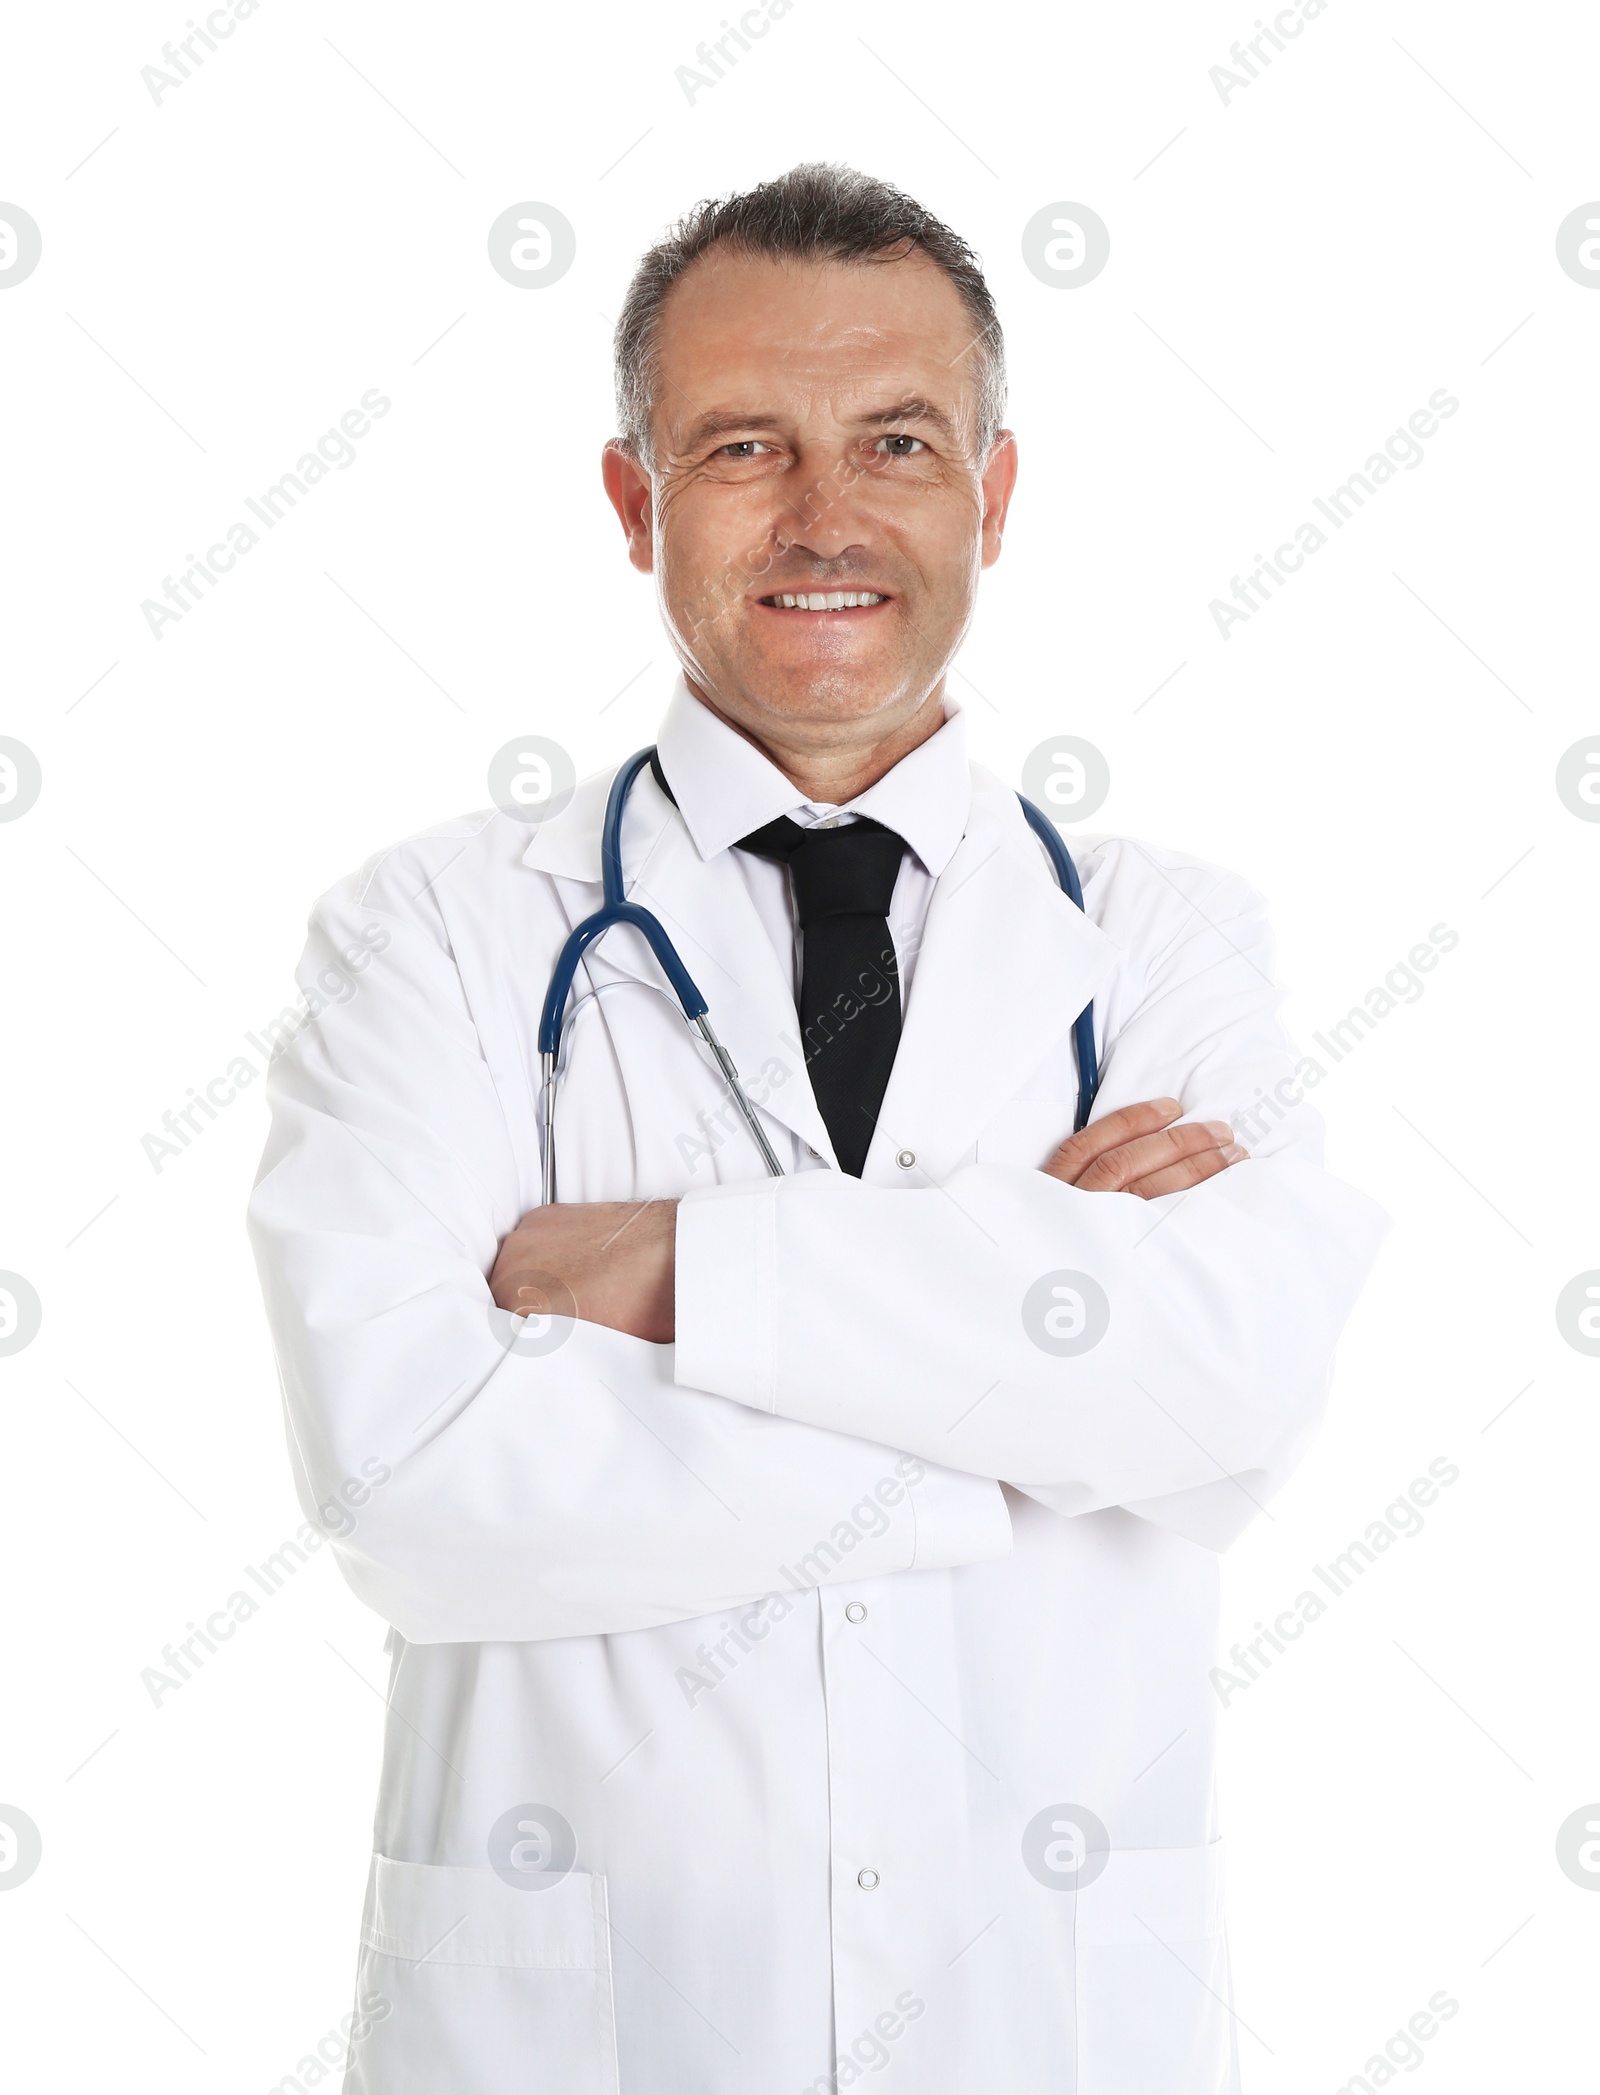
[538,747,1098,1203]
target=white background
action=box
[2,0,1597,2087]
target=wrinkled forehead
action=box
[650,247,986,447]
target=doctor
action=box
[250,163,1386,2094]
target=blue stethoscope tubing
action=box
[537,746,1099,1203]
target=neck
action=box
[685,677,948,804]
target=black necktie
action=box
[735,813,907,1177]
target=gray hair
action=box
[613,162,1006,465]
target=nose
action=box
[774,458,870,564]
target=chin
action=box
[741,658,920,725]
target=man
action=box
[250,164,1385,2094]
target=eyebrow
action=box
[858,397,959,441]
[679,395,960,452]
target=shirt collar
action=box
[654,675,971,877]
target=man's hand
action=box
[1042,1097,1246,1200]
[490,1200,677,1343]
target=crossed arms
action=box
[488,1101,1250,1344]
[247,841,1386,1644]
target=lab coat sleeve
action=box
[247,855,1011,1646]
[674,849,1389,1551]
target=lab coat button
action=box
[857,1868,880,1890]
[844,1602,867,1623]
[895,1149,915,1169]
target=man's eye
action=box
[716,440,774,458]
[876,434,926,456]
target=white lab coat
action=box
[248,733,1386,2095]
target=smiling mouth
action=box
[757,590,888,611]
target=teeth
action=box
[772,591,885,610]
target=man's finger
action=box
[1123,1145,1247,1202]
[1042,1098,1183,1185]
[1073,1119,1235,1195]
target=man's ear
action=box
[602,442,655,574]
[979,431,1019,568]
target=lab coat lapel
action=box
[871,772,1121,1181]
[522,770,837,1165]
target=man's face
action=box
[603,247,1017,756]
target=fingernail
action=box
[1203,1120,1234,1142]
[1221,1144,1248,1164]
[1155,1096,1182,1115]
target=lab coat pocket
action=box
[346,1855,620,2095]
[1073,1840,1236,2094]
